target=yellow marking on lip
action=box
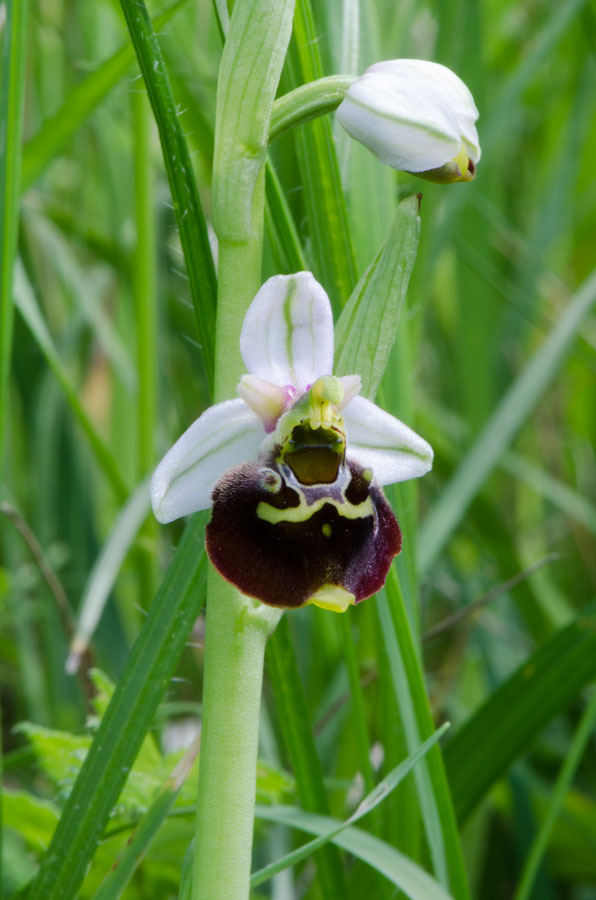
[256,494,373,525]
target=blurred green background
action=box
[1,0,596,898]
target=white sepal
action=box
[240,272,334,394]
[336,58,480,174]
[343,395,433,484]
[151,400,264,523]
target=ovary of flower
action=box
[150,271,433,610]
[336,58,480,184]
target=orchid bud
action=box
[336,59,480,183]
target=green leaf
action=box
[27,514,208,900]
[444,604,596,824]
[212,0,295,240]
[255,804,455,900]
[119,0,217,390]
[334,194,421,399]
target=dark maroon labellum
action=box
[205,450,402,609]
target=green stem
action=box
[192,575,282,900]
[269,74,355,144]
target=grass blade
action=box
[20,0,188,192]
[0,0,28,472]
[513,687,596,900]
[13,261,129,502]
[419,266,596,573]
[119,0,217,390]
[251,723,449,888]
[255,805,455,900]
[66,479,151,675]
[444,604,596,824]
[266,616,349,899]
[27,513,208,900]
[92,737,200,900]
[283,0,358,308]
[378,573,471,899]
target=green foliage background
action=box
[1,0,595,898]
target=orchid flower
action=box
[336,59,480,183]
[151,272,433,612]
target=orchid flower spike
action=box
[151,272,433,612]
[336,59,480,183]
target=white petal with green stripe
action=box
[240,272,334,394]
[151,400,263,522]
[344,395,433,484]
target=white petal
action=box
[337,58,479,172]
[343,395,433,485]
[240,272,334,394]
[151,400,263,523]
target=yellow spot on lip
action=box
[322,523,332,537]
[307,584,355,613]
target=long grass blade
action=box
[266,616,349,899]
[0,0,28,472]
[513,688,596,900]
[255,805,455,900]
[419,266,596,573]
[27,514,208,900]
[251,723,449,888]
[444,604,596,824]
[20,0,189,192]
[66,479,151,675]
[13,262,129,502]
[119,0,217,390]
[378,572,471,899]
[283,0,358,308]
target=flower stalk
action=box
[191,2,294,898]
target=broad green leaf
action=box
[255,805,455,900]
[444,605,596,824]
[27,514,208,900]
[2,791,60,852]
[120,0,217,390]
[334,194,421,399]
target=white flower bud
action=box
[336,59,480,183]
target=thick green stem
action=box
[213,172,265,400]
[193,575,281,900]
[191,129,271,900]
